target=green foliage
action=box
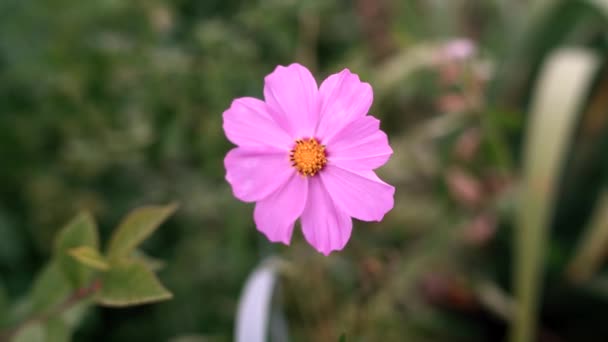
[12,318,72,342]
[46,318,70,342]
[1,205,175,341]
[10,316,72,342]
[68,247,109,271]
[54,213,98,288]
[28,262,71,315]
[96,261,172,307]
[107,203,178,261]
[9,262,74,342]
[68,204,177,306]
[11,324,44,342]
[512,48,600,342]
[131,250,166,272]
[1,0,608,341]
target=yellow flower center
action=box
[290,138,327,176]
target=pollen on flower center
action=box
[290,138,327,176]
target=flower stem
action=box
[0,279,101,341]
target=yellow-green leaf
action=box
[54,212,99,288]
[69,246,109,271]
[107,203,177,261]
[96,261,172,307]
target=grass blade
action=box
[512,48,599,342]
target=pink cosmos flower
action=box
[223,63,394,255]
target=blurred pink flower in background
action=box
[223,63,394,255]
[439,38,476,62]
[446,167,483,209]
[434,38,486,114]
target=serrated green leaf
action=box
[107,203,177,261]
[54,212,99,288]
[69,246,109,271]
[96,261,172,307]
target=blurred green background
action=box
[1,0,608,341]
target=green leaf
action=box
[7,265,90,341]
[46,318,70,342]
[8,318,71,342]
[69,246,109,271]
[54,212,99,288]
[107,203,177,261]
[131,250,166,272]
[28,262,71,315]
[96,261,172,307]
[511,48,599,342]
[61,300,90,328]
[10,323,44,342]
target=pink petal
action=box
[440,38,476,61]
[254,174,308,245]
[225,148,294,203]
[223,97,293,150]
[263,63,319,138]
[326,115,392,170]
[320,165,394,222]
[316,69,373,142]
[301,177,352,255]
